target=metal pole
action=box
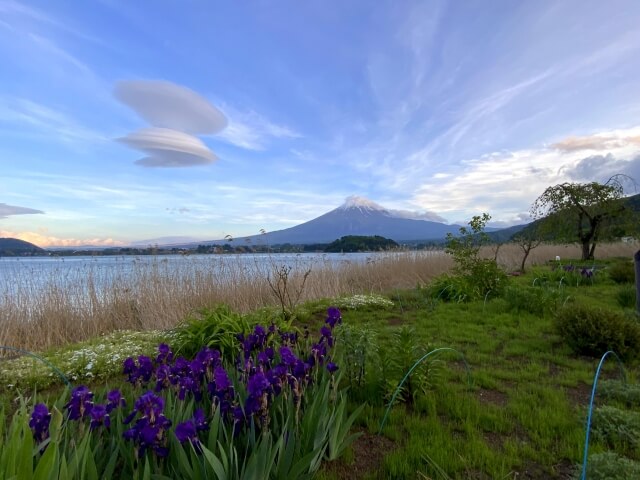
[635,249,640,314]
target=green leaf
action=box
[201,444,227,480]
[18,423,34,479]
[33,441,58,480]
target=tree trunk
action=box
[520,249,530,273]
[635,250,640,315]
[581,241,591,261]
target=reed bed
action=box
[0,242,637,353]
[0,252,452,352]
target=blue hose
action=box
[580,350,626,480]
[379,347,472,434]
[0,345,73,388]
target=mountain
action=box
[201,196,464,246]
[0,237,45,255]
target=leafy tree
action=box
[531,179,628,260]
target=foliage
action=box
[501,285,562,316]
[171,304,250,361]
[554,304,640,361]
[512,224,543,273]
[599,380,640,408]
[377,326,441,405]
[608,260,636,284]
[323,235,399,253]
[531,179,628,260]
[616,284,637,309]
[591,405,640,451]
[4,308,359,478]
[332,294,394,310]
[427,275,472,303]
[335,324,378,392]
[0,330,164,390]
[443,214,508,300]
[577,452,640,480]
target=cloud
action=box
[388,209,447,223]
[552,135,622,152]
[216,107,301,151]
[166,207,191,214]
[0,229,123,248]
[0,203,44,219]
[118,128,218,167]
[114,80,227,134]
[564,153,640,183]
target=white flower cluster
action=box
[0,330,165,389]
[333,294,394,310]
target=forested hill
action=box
[324,235,399,252]
[0,238,45,256]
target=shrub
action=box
[554,305,640,361]
[577,452,640,480]
[591,405,640,451]
[428,275,471,303]
[608,261,635,284]
[616,285,637,309]
[502,285,562,316]
[599,380,640,408]
[170,305,250,361]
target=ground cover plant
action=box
[1,246,640,478]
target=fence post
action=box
[635,250,640,314]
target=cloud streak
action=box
[0,229,124,248]
[0,203,44,219]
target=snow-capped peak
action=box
[339,195,388,213]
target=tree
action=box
[513,226,542,273]
[531,179,627,260]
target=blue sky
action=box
[2,0,640,247]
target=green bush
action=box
[608,261,636,284]
[591,405,640,451]
[428,275,471,303]
[599,380,640,408]
[577,452,640,479]
[554,305,640,361]
[502,285,562,316]
[171,304,249,360]
[616,285,637,309]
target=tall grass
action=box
[0,252,452,352]
[1,241,637,353]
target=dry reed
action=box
[1,241,637,353]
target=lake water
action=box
[0,252,429,299]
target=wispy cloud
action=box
[0,203,44,219]
[216,106,301,151]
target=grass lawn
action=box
[1,257,639,479]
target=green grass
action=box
[2,263,640,479]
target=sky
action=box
[2,0,640,247]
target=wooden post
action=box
[635,250,640,314]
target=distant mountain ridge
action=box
[0,237,45,255]
[196,196,464,246]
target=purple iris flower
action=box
[175,420,202,453]
[106,389,126,413]
[89,404,110,430]
[214,366,232,392]
[326,362,339,374]
[247,372,270,397]
[29,403,51,443]
[325,307,342,328]
[193,408,208,432]
[65,385,94,420]
[156,343,173,364]
[279,346,297,366]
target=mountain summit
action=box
[200,196,460,245]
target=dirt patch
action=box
[320,429,396,480]
[482,431,504,450]
[476,388,509,407]
[514,458,575,479]
[564,382,592,406]
[386,317,404,326]
[548,363,562,377]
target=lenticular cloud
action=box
[119,128,218,167]
[115,80,227,134]
[115,80,227,167]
